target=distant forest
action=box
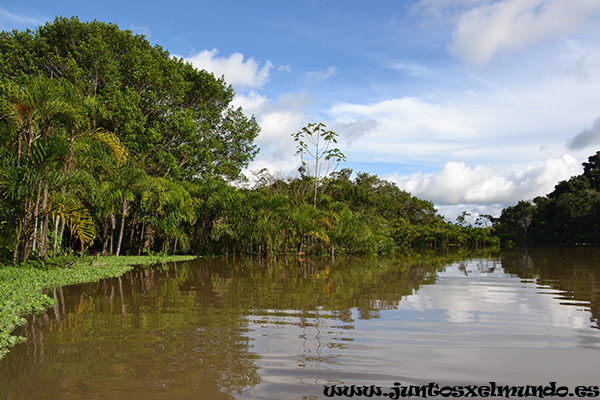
[495,151,600,247]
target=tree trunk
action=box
[129,221,135,247]
[16,134,22,164]
[12,226,21,265]
[313,178,318,208]
[110,214,116,254]
[32,181,42,253]
[102,222,108,254]
[59,216,65,253]
[39,178,50,259]
[53,214,61,256]
[116,215,125,258]
[21,199,34,264]
[115,196,127,258]
[32,220,38,253]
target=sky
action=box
[3,0,600,221]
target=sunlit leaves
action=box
[81,127,128,167]
[51,200,96,249]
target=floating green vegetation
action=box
[0,254,196,360]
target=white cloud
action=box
[310,29,600,220]
[241,91,315,175]
[331,119,377,145]
[180,48,316,176]
[184,48,273,89]
[387,60,435,78]
[231,90,269,115]
[326,48,600,173]
[332,96,474,142]
[387,155,581,209]
[303,66,337,83]
[450,0,600,66]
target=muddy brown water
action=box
[1,249,599,399]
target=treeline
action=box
[0,17,498,264]
[0,16,258,263]
[187,169,500,256]
[496,152,600,246]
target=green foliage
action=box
[0,18,497,260]
[0,254,196,359]
[181,169,499,256]
[0,17,261,261]
[497,151,600,246]
[0,16,259,180]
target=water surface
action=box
[1,249,599,399]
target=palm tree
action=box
[0,77,74,263]
[107,162,149,258]
[138,177,196,255]
[0,77,71,163]
[0,146,40,263]
[0,77,128,262]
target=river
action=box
[1,249,599,399]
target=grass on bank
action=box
[0,254,197,360]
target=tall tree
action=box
[0,16,260,180]
[583,151,600,190]
[292,122,346,208]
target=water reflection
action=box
[1,250,599,399]
[1,261,262,399]
[502,249,600,328]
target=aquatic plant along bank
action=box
[0,255,196,359]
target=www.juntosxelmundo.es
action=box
[323,382,600,398]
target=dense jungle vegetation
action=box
[0,17,501,265]
[496,152,600,247]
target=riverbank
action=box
[0,254,197,360]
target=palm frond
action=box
[51,201,96,249]
[81,127,128,166]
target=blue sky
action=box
[3,0,600,220]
